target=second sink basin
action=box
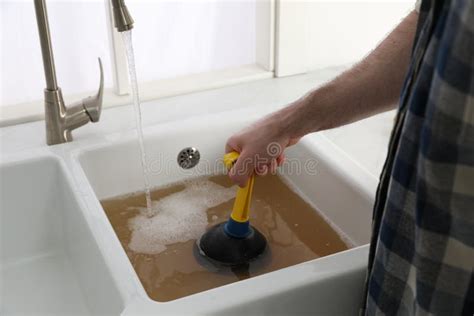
[0,155,124,316]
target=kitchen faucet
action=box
[34,0,134,145]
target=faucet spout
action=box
[111,0,134,32]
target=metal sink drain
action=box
[177,147,200,169]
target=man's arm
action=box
[227,11,419,187]
[281,10,419,135]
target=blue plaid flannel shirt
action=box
[362,0,474,315]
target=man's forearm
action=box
[279,10,419,138]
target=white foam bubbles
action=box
[128,178,237,254]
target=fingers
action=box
[255,164,268,176]
[227,150,284,186]
[225,136,241,154]
[228,151,254,187]
[226,133,288,186]
[270,158,278,174]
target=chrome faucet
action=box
[34,0,134,145]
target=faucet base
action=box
[44,89,68,145]
[44,89,90,146]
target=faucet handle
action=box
[83,58,104,122]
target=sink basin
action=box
[76,113,377,314]
[0,155,124,315]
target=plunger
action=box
[197,151,267,266]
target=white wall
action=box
[307,1,414,70]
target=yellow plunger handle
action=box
[223,151,255,223]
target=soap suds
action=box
[128,179,236,254]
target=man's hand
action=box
[226,111,300,187]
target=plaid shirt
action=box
[363,0,474,315]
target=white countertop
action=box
[0,66,394,177]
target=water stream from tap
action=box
[122,31,153,216]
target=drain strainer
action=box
[177,147,200,169]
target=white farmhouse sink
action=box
[0,155,124,315]
[0,67,391,315]
[76,113,377,315]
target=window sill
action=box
[0,64,273,127]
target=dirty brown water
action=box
[101,174,350,302]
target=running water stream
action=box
[122,31,153,216]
